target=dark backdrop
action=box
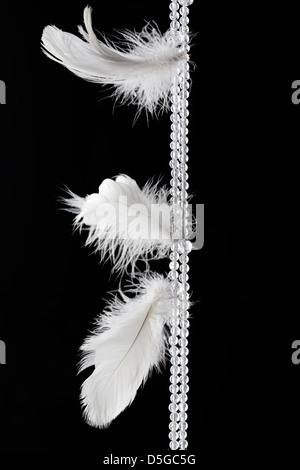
[0,0,297,465]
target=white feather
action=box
[41,5,188,114]
[63,174,173,274]
[79,273,172,428]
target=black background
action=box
[0,0,297,465]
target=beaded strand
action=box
[168,0,193,451]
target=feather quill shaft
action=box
[79,273,172,428]
[41,6,188,114]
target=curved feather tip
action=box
[41,5,188,114]
[79,273,172,428]
[62,174,174,274]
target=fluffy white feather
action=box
[41,5,188,114]
[63,174,173,273]
[79,273,172,428]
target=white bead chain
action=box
[168,0,193,451]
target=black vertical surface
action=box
[0,0,297,465]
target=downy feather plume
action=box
[63,174,174,274]
[41,5,188,114]
[79,272,172,428]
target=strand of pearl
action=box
[168,0,193,451]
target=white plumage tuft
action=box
[79,272,172,428]
[63,174,173,274]
[41,5,188,114]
